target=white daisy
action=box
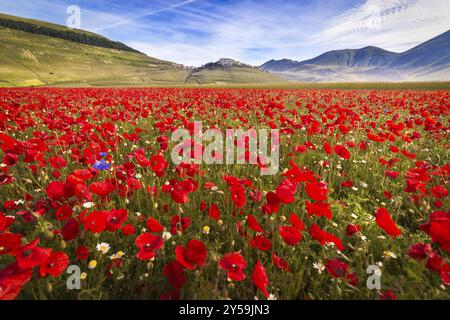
[96,242,110,254]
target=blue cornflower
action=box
[93,159,111,171]
[99,152,108,158]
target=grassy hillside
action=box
[0,26,189,87]
[0,13,139,53]
[185,66,283,84]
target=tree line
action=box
[0,17,142,54]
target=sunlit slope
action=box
[0,27,188,86]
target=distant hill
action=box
[0,14,190,87]
[185,58,283,84]
[296,46,399,68]
[260,59,301,72]
[388,30,450,76]
[260,30,450,82]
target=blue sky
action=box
[0,0,449,66]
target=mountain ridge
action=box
[260,30,450,82]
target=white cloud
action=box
[311,0,450,52]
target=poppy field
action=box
[0,87,449,300]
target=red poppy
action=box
[170,215,191,235]
[305,181,328,201]
[275,179,296,204]
[431,185,448,198]
[229,183,246,208]
[39,251,69,277]
[2,153,18,166]
[89,181,115,197]
[334,145,350,159]
[325,258,349,278]
[219,252,247,281]
[0,263,33,300]
[135,233,163,260]
[75,246,89,260]
[272,253,290,272]
[55,205,72,221]
[0,134,15,153]
[264,191,281,213]
[163,261,186,290]
[407,242,431,260]
[49,156,67,169]
[46,181,68,201]
[250,235,272,251]
[106,208,128,231]
[0,174,15,186]
[385,170,400,179]
[247,214,263,232]
[420,211,450,253]
[309,224,345,251]
[341,180,353,188]
[150,154,168,177]
[15,239,51,270]
[175,239,207,270]
[346,272,359,286]
[384,190,393,199]
[208,204,221,220]
[0,212,14,231]
[380,290,397,300]
[252,260,269,298]
[61,218,80,241]
[426,251,446,273]
[323,141,332,155]
[279,226,302,246]
[84,211,108,234]
[146,217,164,233]
[305,201,332,220]
[122,224,136,236]
[0,232,22,256]
[375,208,402,238]
[345,224,361,236]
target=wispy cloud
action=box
[311,0,450,52]
[93,0,197,31]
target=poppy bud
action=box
[59,240,67,249]
[42,229,54,240]
[46,282,53,294]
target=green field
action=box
[185,66,282,84]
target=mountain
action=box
[185,58,282,84]
[260,30,450,82]
[296,46,398,68]
[387,30,450,80]
[260,59,301,72]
